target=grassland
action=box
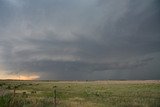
[0,80,160,107]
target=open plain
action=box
[0,80,160,107]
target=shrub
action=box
[0,94,12,107]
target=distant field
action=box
[0,80,160,107]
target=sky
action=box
[0,0,160,80]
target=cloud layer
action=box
[0,0,160,80]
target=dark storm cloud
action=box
[0,0,160,80]
[5,57,154,80]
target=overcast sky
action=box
[0,0,160,80]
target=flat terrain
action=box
[0,80,160,107]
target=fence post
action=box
[13,88,16,97]
[54,89,57,107]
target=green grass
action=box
[0,80,160,107]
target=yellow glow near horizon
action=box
[18,75,40,80]
[0,68,40,80]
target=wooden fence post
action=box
[13,88,16,97]
[54,89,57,107]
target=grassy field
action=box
[0,80,160,107]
